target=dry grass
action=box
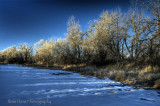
[125,62,135,68]
[114,70,126,81]
[141,65,159,73]
[66,63,160,89]
[62,64,86,69]
[36,61,43,65]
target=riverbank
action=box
[64,63,160,90]
[1,62,160,89]
[24,62,160,89]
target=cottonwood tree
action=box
[109,9,125,61]
[0,46,19,63]
[53,39,69,64]
[34,39,55,66]
[88,11,112,64]
[143,0,160,65]
[136,0,159,32]
[136,0,160,65]
[84,10,125,64]
[126,9,147,60]
[65,16,83,64]
[19,44,33,63]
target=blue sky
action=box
[0,0,131,50]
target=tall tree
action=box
[66,16,83,64]
[19,44,33,63]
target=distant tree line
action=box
[0,0,159,67]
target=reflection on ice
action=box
[20,86,136,98]
[22,81,120,86]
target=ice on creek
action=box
[0,64,160,106]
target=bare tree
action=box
[66,16,83,64]
[19,44,33,63]
[34,39,55,66]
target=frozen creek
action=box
[0,64,160,106]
